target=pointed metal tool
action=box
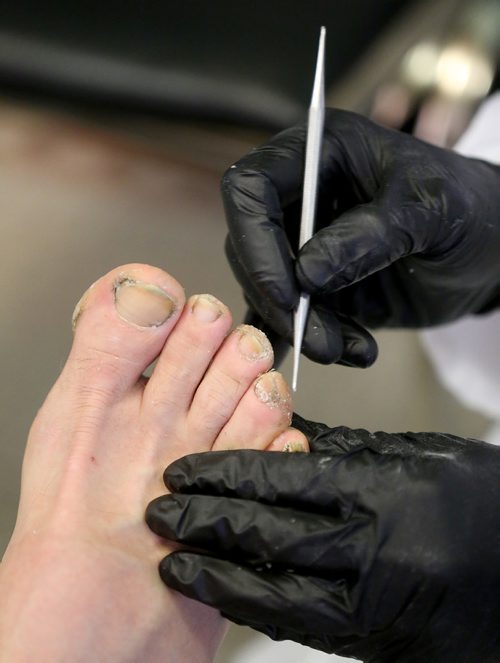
[292,26,326,392]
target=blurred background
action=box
[0,1,498,661]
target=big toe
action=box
[65,264,185,402]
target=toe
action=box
[183,325,274,449]
[142,293,233,421]
[212,370,294,451]
[265,427,310,452]
[65,264,185,403]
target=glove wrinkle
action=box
[222,109,500,366]
[149,420,500,662]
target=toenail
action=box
[283,441,306,453]
[236,324,273,362]
[114,277,176,327]
[254,371,292,422]
[190,294,224,323]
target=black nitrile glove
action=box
[146,416,500,662]
[222,109,500,367]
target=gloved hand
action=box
[146,416,500,662]
[222,110,500,367]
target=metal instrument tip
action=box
[291,27,326,392]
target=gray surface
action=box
[0,99,490,662]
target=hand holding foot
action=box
[0,263,308,662]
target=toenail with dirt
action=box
[114,277,176,327]
[254,371,292,422]
[190,294,224,323]
[236,324,273,361]
[282,440,306,452]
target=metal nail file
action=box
[292,26,326,392]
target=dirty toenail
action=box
[114,277,176,327]
[190,294,224,323]
[283,441,306,453]
[236,324,273,361]
[254,371,292,422]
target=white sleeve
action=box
[419,93,500,430]
[451,93,500,164]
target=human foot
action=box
[0,263,307,662]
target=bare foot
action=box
[0,264,307,662]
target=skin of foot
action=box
[0,263,308,663]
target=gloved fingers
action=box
[257,300,346,364]
[222,122,308,210]
[223,616,317,652]
[221,615,336,655]
[228,242,346,363]
[160,551,354,641]
[228,209,377,366]
[307,424,420,454]
[330,273,400,329]
[290,412,333,441]
[243,293,345,364]
[220,115,376,311]
[244,300,377,367]
[160,449,376,513]
[225,234,296,341]
[147,493,365,572]
[334,313,378,367]
[221,145,302,310]
[300,304,344,363]
[307,425,467,457]
[296,201,436,296]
